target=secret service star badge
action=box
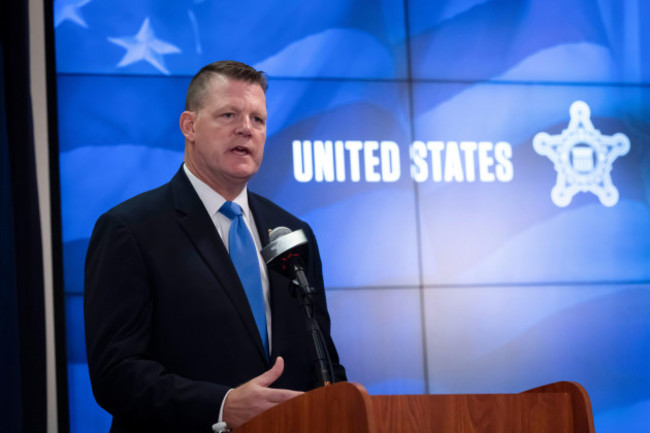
[533,100,630,207]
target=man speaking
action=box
[84,60,347,433]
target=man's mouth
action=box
[232,146,250,155]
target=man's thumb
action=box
[254,356,284,387]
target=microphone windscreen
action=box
[262,228,308,265]
[269,226,292,243]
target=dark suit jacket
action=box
[84,167,346,433]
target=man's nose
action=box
[235,116,253,136]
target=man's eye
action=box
[223,113,234,118]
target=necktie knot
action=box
[219,201,242,220]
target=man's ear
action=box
[179,111,196,141]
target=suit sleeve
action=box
[84,212,227,432]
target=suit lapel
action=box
[170,168,268,361]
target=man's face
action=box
[182,75,267,197]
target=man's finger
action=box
[253,356,284,388]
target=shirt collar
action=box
[183,163,251,219]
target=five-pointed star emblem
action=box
[533,101,630,207]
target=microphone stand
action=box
[261,228,336,387]
[288,256,335,387]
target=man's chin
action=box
[227,168,259,184]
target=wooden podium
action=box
[236,381,595,433]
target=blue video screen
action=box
[54,0,650,432]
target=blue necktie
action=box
[219,201,268,357]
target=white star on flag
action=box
[107,18,181,75]
[54,0,93,28]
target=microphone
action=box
[261,227,313,293]
[261,226,307,265]
[261,226,334,386]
